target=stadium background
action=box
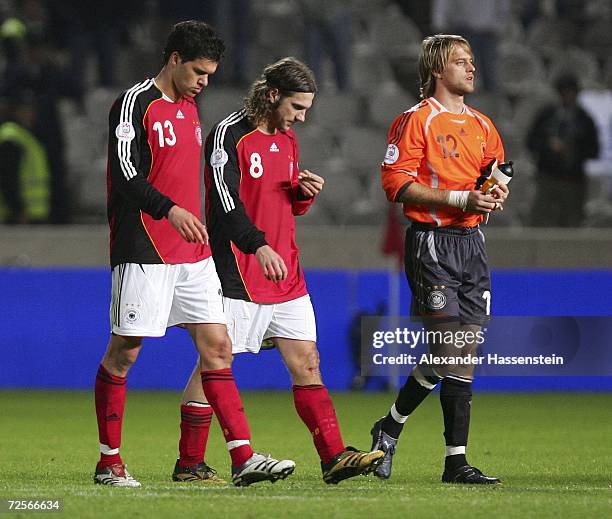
[2,0,612,394]
[1,4,611,518]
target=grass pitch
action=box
[0,390,610,518]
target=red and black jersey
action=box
[107,78,210,268]
[204,109,314,303]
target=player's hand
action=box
[489,182,509,211]
[168,205,208,244]
[466,190,498,214]
[298,170,324,197]
[255,245,288,281]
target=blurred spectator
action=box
[1,15,26,91]
[4,33,74,223]
[159,1,253,86]
[393,0,433,36]
[47,0,136,99]
[527,74,599,227]
[0,92,50,224]
[432,0,510,92]
[296,0,352,92]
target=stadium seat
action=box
[510,90,556,135]
[499,16,526,46]
[582,18,612,62]
[603,57,612,89]
[253,1,301,53]
[466,92,512,124]
[498,43,546,97]
[308,93,362,129]
[526,16,573,62]
[317,171,364,224]
[85,87,120,127]
[368,90,416,129]
[350,51,396,94]
[501,152,536,226]
[197,88,248,135]
[548,47,601,90]
[385,42,422,99]
[341,127,387,172]
[370,3,422,56]
[292,125,339,173]
[297,198,333,224]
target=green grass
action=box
[1,391,611,518]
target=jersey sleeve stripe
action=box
[213,109,247,213]
[118,79,149,180]
[390,112,411,145]
[117,79,154,181]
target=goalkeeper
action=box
[373,34,509,484]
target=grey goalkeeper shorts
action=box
[404,223,491,325]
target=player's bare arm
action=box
[297,170,324,197]
[167,205,209,244]
[255,245,288,281]
[397,181,499,214]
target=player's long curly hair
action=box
[418,34,472,99]
[244,57,317,126]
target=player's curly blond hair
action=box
[244,57,317,126]
[418,34,472,99]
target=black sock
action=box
[445,453,468,472]
[440,377,472,468]
[381,366,440,438]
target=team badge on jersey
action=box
[115,121,135,141]
[384,143,400,164]
[210,148,228,167]
[427,290,447,310]
[195,126,202,146]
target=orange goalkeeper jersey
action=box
[381,97,504,227]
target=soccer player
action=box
[94,21,294,488]
[371,34,509,484]
[171,57,384,486]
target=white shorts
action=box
[225,294,317,354]
[110,258,226,337]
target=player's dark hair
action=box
[162,20,225,64]
[244,57,317,126]
[418,34,472,99]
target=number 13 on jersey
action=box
[152,120,177,147]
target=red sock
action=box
[178,404,213,467]
[293,384,345,464]
[95,364,126,467]
[201,369,253,467]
